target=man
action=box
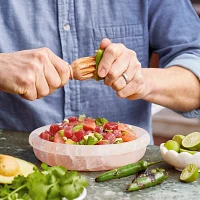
[0,0,199,143]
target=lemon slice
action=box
[180,164,199,183]
[164,140,180,153]
[182,132,200,151]
[172,134,185,146]
[180,148,198,155]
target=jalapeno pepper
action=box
[93,49,104,81]
[127,168,168,192]
[95,160,163,182]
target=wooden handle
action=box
[71,56,96,80]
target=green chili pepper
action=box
[95,160,163,182]
[93,49,104,81]
[127,168,168,192]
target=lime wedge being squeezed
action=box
[180,164,199,183]
[182,132,200,151]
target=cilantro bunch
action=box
[0,163,88,200]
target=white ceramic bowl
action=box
[29,124,150,171]
[160,143,200,172]
[62,187,87,200]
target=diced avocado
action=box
[65,139,76,144]
[86,136,98,145]
[114,138,123,144]
[83,132,95,141]
[94,132,103,140]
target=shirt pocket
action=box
[93,24,144,62]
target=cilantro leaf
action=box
[26,171,53,200]
[0,164,88,200]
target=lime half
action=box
[182,132,200,151]
[172,134,185,146]
[180,164,199,183]
[164,140,180,153]
[180,148,198,155]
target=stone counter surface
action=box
[0,130,199,200]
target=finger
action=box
[111,75,127,91]
[33,49,62,94]
[45,48,70,87]
[20,83,37,101]
[104,49,134,86]
[98,43,126,78]
[112,59,140,91]
[116,69,144,99]
[99,38,112,49]
[35,66,51,99]
[43,61,62,94]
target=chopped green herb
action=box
[0,164,88,200]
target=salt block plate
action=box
[29,124,150,171]
[160,143,200,172]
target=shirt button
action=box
[63,24,70,31]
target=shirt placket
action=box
[57,0,80,118]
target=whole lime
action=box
[164,140,180,153]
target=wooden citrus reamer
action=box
[70,49,104,81]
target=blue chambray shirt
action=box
[0,0,200,144]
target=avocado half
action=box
[0,154,35,184]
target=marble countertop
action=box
[0,129,199,200]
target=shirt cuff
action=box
[164,53,200,118]
[165,53,200,79]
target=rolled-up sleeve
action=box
[148,0,200,118]
[165,54,200,79]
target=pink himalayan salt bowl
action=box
[29,124,150,171]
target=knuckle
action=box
[106,44,119,57]
[53,79,62,88]
[39,47,50,54]
[128,49,136,57]
[39,88,50,98]
[59,65,69,75]
[27,95,37,101]
[111,82,118,91]
[29,62,40,73]
[135,61,141,68]
[33,48,49,62]
[116,91,125,98]
[107,68,118,79]
[19,76,35,88]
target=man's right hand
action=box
[0,48,71,100]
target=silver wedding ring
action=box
[122,72,129,84]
